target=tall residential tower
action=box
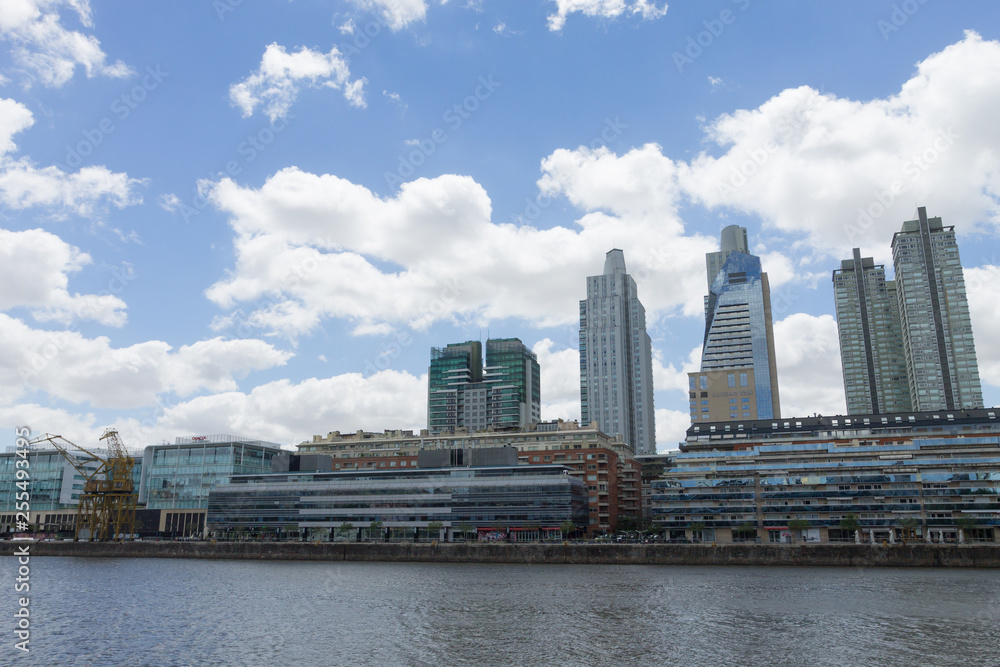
[832,249,911,414]
[689,225,780,423]
[579,249,656,454]
[891,207,983,410]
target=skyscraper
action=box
[689,225,780,422]
[832,249,911,414]
[891,207,983,410]
[427,338,540,434]
[579,249,656,454]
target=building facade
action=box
[653,417,1000,544]
[892,207,983,411]
[207,450,590,542]
[579,249,656,454]
[427,338,540,434]
[833,248,911,414]
[138,435,285,510]
[298,419,640,534]
[691,226,780,422]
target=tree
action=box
[559,520,576,540]
[898,517,919,542]
[839,514,860,542]
[456,522,473,542]
[338,521,355,541]
[368,519,383,541]
[616,516,639,533]
[426,521,444,541]
[688,522,706,543]
[787,519,810,543]
[735,522,757,542]
[956,514,978,542]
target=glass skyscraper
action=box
[427,338,539,433]
[579,249,656,455]
[891,207,983,411]
[833,249,911,414]
[689,226,780,422]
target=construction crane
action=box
[28,429,137,542]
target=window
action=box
[728,373,736,388]
[700,376,708,390]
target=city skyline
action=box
[2,3,1000,453]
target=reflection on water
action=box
[1,557,998,666]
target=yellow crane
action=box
[28,429,137,541]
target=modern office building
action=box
[833,249,911,414]
[690,226,780,422]
[892,207,983,411]
[653,411,1000,544]
[206,447,590,541]
[579,249,656,454]
[427,338,540,434]
[138,434,285,509]
[298,419,641,534]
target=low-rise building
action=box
[206,447,589,541]
[297,420,640,533]
[653,412,1000,544]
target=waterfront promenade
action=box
[2,541,998,567]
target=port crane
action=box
[28,429,137,541]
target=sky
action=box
[1,0,1000,454]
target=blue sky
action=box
[2,0,1000,453]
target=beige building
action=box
[688,368,760,423]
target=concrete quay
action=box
[2,541,999,567]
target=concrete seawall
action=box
[2,541,999,567]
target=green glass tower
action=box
[428,338,539,434]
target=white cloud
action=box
[533,337,580,422]
[680,31,1000,263]
[0,0,132,87]
[338,18,356,35]
[144,369,427,446]
[965,265,1000,392]
[546,0,667,32]
[0,97,144,216]
[348,0,428,31]
[772,313,846,418]
[0,227,127,326]
[203,161,715,338]
[229,43,367,120]
[0,314,292,409]
[655,408,689,452]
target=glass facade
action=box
[428,339,539,434]
[892,207,983,410]
[139,436,284,509]
[206,464,589,536]
[653,435,1000,543]
[833,249,911,414]
[699,235,781,421]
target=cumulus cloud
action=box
[772,313,846,418]
[203,162,714,339]
[229,43,367,120]
[0,314,292,409]
[348,0,428,31]
[546,0,667,32]
[0,97,144,216]
[655,408,689,452]
[965,265,1000,392]
[133,369,427,446]
[533,338,581,422]
[0,227,128,325]
[0,0,132,87]
[680,31,1000,263]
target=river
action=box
[1,558,998,666]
